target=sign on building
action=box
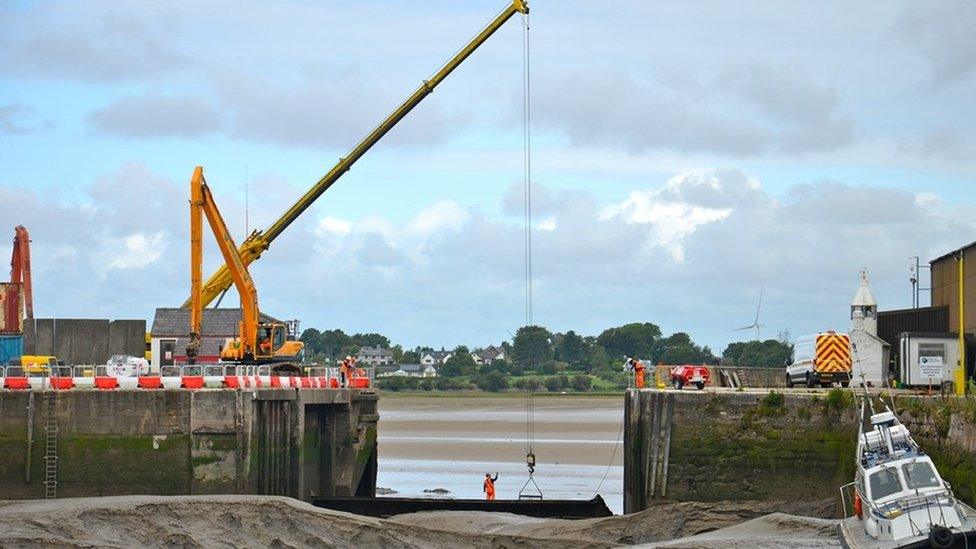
[918,356,944,379]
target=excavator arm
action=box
[188,166,260,361]
[181,0,529,309]
[10,225,33,319]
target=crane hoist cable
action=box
[518,9,542,502]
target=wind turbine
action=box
[735,287,764,341]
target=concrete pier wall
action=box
[0,388,377,501]
[624,389,976,515]
[22,318,146,364]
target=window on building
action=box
[918,343,945,361]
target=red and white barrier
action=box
[0,364,364,391]
[203,365,224,389]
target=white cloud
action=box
[315,216,352,236]
[1,163,973,353]
[108,232,168,270]
[600,171,735,261]
[406,200,470,238]
[537,217,558,232]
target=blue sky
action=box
[1,0,974,353]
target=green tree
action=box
[435,377,463,391]
[658,332,718,364]
[556,330,587,369]
[441,345,477,377]
[320,329,354,360]
[478,360,511,375]
[401,350,421,364]
[379,376,408,391]
[571,375,592,392]
[351,332,390,349]
[513,325,554,368]
[544,375,568,392]
[300,328,322,351]
[476,371,508,392]
[722,339,794,368]
[597,323,662,362]
[583,340,609,373]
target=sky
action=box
[1,0,974,353]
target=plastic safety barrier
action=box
[0,364,364,391]
[94,366,119,390]
[203,365,224,389]
[73,366,95,390]
[4,366,28,390]
[50,366,74,390]
[181,365,204,390]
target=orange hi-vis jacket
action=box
[484,474,497,500]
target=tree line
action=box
[299,322,795,381]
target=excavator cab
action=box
[256,323,283,360]
[265,322,304,361]
[219,322,303,363]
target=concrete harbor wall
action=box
[0,388,377,501]
[22,318,146,364]
[624,389,976,516]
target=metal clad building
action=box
[930,241,976,334]
[877,306,949,350]
[0,283,24,334]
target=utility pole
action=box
[957,251,966,396]
[910,256,931,308]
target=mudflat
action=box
[379,393,625,464]
[377,393,626,510]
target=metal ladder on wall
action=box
[43,379,58,499]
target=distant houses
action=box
[357,346,395,366]
[365,343,507,379]
[472,345,505,365]
[421,350,453,366]
[378,363,438,378]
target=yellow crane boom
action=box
[182,0,529,309]
[188,166,304,363]
[188,166,260,361]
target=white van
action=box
[786,332,852,388]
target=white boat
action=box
[839,399,976,548]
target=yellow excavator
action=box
[180,0,529,310]
[187,166,304,364]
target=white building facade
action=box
[849,270,891,386]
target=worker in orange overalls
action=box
[626,357,646,389]
[483,472,499,501]
[340,356,355,387]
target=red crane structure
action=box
[10,225,33,320]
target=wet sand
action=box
[377,393,625,512]
[0,495,841,548]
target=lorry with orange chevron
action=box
[785,331,852,388]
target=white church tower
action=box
[849,269,889,386]
[851,269,878,335]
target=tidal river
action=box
[376,393,625,514]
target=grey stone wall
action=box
[624,389,976,516]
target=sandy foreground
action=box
[0,495,841,548]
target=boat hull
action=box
[839,504,976,549]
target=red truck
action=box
[669,365,710,390]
